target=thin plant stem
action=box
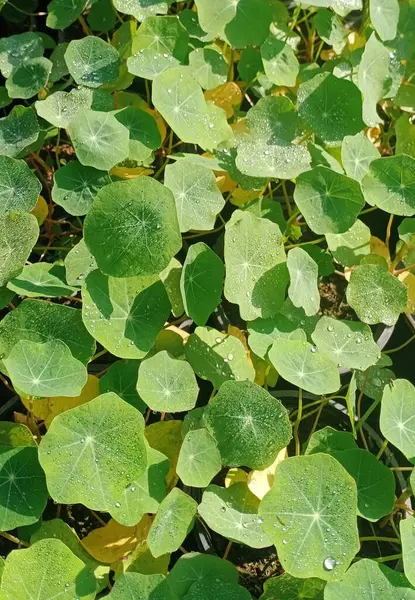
[0,532,29,547]
[223,540,233,560]
[385,214,394,259]
[384,334,415,355]
[357,369,371,450]
[376,439,388,460]
[356,396,381,433]
[360,205,378,215]
[55,128,61,168]
[90,510,106,526]
[285,237,325,250]
[372,554,402,563]
[294,388,303,456]
[394,263,415,275]
[359,536,401,544]
[90,349,108,362]
[390,467,414,471]
[281,181,292,216]
[307,398,325,441]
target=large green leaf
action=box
[194,0,237,38]
[247,315,306,359]
[52,161,111,216]
[260,573,325,600]
[0,212,39,287]
[82,270,170,358]
[113,0,168,21]
[269,339,340,394]
[65,36,120,88]
[305,426,356,456]
[164,160,224,232]
[4,339,87,398]
[401,517,415,587]
[7,263,76,298]
[224,210,287,321]
[177,429,221,487]
[84,177,181,277]
[0,538,97,600]
[370,0,399,41]
[287,247,319,316]
[137,350,199,412]
[108,572,175,600]
[184,326,255,389]
[35,88,92,129]
[160,257,184,318]
[205,380,291,469]
[180,242,224,326]
[0,156,40,213]
[167,552,238,597]
[259,454,359,581]
[380,379,415,461]
[39,392,147,510]
[0,446,47,530]
[131,15,189,62]
[6,57,52,100]
[46,0,88,29]
[184,579,252,600]
[114,106,161,164]
[0,422,36,448]
[127,49,180,81]
[0,32,43,78]
[293,166,365,234]
[0,106,39,157]
[147,488,197,557]
[346,263,407,325]
[261,37,299,87]
[341,132,380,183]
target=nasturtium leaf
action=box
[260,573,326,600]
[52,161,111,216]
[401,517,415,587]
[194,0,237,38]
[132,15,189,62]
[4,339,87,398]
[0,212,39,287]
[361,154,415,217]
[185,326,255,389]
[0,422,36,447]
[224,210,287,321]
[112,0,167,21]
[313,8,346,54]
[0,106,39,157]
[68,109,129,170]
[247,315,306,359]
[65,239,98,287]
[261,37,299,87]
[49,42,70,83]
[0,32,43,78]
[326,220,371,267]
[39,392,147,510]
[160,257,184,318]
[356,361,395,402]
[396,114,415,158]
[180,243,224,326]
[176,429,221,487]
[6,57,52,100]
[305,426,356,455]
[184,579,252,600]
[100,360,144,412]
[225,0,281,48]
[341,133,380,183]
[0,298,95,366]
[88,0,117,32]
[127,49,180,80]
[0,156,40,213]
[108,572,175,600]
[0,538,97,600]
[259,454,359,581]
[7,263,76,298]
[311,317,381,370]
[35,88,92,129]
[238,47,263,82]
[294,166,365,234]
[164,158,224,232]
[370,0,399,41]
[167,552,238,597]
[346,263,407,325]
[287,248,319,316]
[65,36,120,88]
[380,379,415,461]
[205,380,291,469]
[236,95,311,180]
[188,47,227,90]
[269,339,340,395]
[46,0,88,29]
[181,407,206,438]
[114,106,161,164]
[0,446,47,530]
[84,177,181,277]
[82,270,170,359]
[298,72,364,145]
[147,488,197,558]
[216,147,267,192]
[324,558,415,599]
[145,419,182,490]
[137,350,198,412]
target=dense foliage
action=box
[0,0,414,598]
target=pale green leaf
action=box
[0,106,39,157]
[6,57,52,100]
[0,32,43,78]
[65,36,120,88]
[35,88,92,129]
[380,379,415,461]
[401,517,415,588]
[287,247,319,316]
[177,429,221,487]
[0,156,40,213]
[131,15,189,62]
[325,220,371,267]
[64,239,98,287]
[260,573,325,600]
[261,37,299,87]
[341,133,380,183]
[305,426,356,455]
[167,552,238,597]
[188,47,227,90]
[46,0,88,29]
[0,212,39,288]
[370,0,399,41]
[108,572,175,600]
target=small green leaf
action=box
[401,517,415,587]
[114,106,161,164]
[326,220,371,267]
[0,212,39,287]
[137,351,199,412]
[346,263,407,325]
[46,0,88,29]
[248,315,306,359]
[52,161,111,217]
[7,263,76,298]
[287,247,320,316]
[0,156,41,213]
[6,57,52,100]
[259,454,359,581]
[224,0,281,49]
[261,37,299,87]
[396,114,415,158]
[356,363,395,402]
[380,379,415,461]
[113,0,168,21]
[132,15,189,62]
[184,579,252,600]
[0,32,43,78]
[238,47,263,82]
[370,0,399,41]
[127,49,180,81]
[99,360,144,412]
[313,9,346,54]
[65,36,120,88]
[0,106,39,157]
[88,0,117,32]
[49,42,70,83]
[305,426,356,455]
[177,429,221,487]
[39,392,147,510]
[64,239,97,287]
[147,488,197,558]
[188,47,227,90]
[194,0,237,38]
[84,177,181,277]
[35,88,92,129]
[205,379,291,469]
[260,573,326,600]
[341,133,380,183]
[167,552,238,598]
[269,339,340,395]
[0,422,36,447]
[108,572,175,600]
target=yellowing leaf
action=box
[215,171,237,193]
[230,186,263,207]
[145,420,182,490]
[225,467,248,487]
[399,272,415,313]
[115,515,169,576]
[31,195,48,225]
[204,82,242,118]
[247,447,287,499]
[81,518,138,564]
[231,118,249,136]
[370,236,390,261]
[347,32,366,51]
[110,166,154,179]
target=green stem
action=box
[0,531,29,547]
[294,388,303,456]
[34,246,71,252]
[360,205,378,215]
[384,334,415,355]
[90,349,108,362]
[55,128,61,169]
[359,536,401,544]
[285,237,326,250]
[376,439,388,460]
[356,396,381,433]
[372,554,402,563]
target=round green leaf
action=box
[185,326,255,390]
[52,161,111,216]
[82,270,171,359]
[346,263,407,325]
[137,350,199,412]
[108,572,175,600]
[164,160,225,232]
[261,37,299,87]
[180,242,224,326]
[198,482,272,548]
[65,36,120,88]
[0,446,47,530]
[0,212,39,288]
[401,517,415,588]
[132,15,189,60]
[0,538,97,600]
[341,133,380,183]
[39,392,147,510]
[64,238,98,287]
[35,88,92,128]
[370,0,399,41]
[84,177,181,277]
[259,454,359,581]
[356,363,395,402]
[248,315,306,359]
[287,247,319,316]
[260,573,326,600]
[305,426,356,456]
[177,429,221,487]
[160,257,184,318]
[380,378,415,461]
[127,49,180,81]
[361,154,415,216]
[46,0,88,29]
[0,32,43,79]
[184,579,252,600]
[326,220,371,267]
[68,109,130,170]
[269,339,340,395]
[0,156,40,213]
[6,57,52,100]
[4,339,87,398]
[88,0,117,32]
[0,106,39,157]
[188,47,227,90]
[114,106,161,164]
[293,166,365,235]
[7,263,76,298]
[100,360,145,412]
[193,0,236,38]
[298,72,364,145]
[205,379,292,469]
[311,316,381,370]
[167,552,238,598]
[147,488,197,558]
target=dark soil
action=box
[319,275,356,321]
[233,545,282,598]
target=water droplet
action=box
[327,325,334,332]
[356,337,362,344]
[220,506,226,513]
[323,557,337,571]
[310,346,317,353]
[115,502,121,508]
